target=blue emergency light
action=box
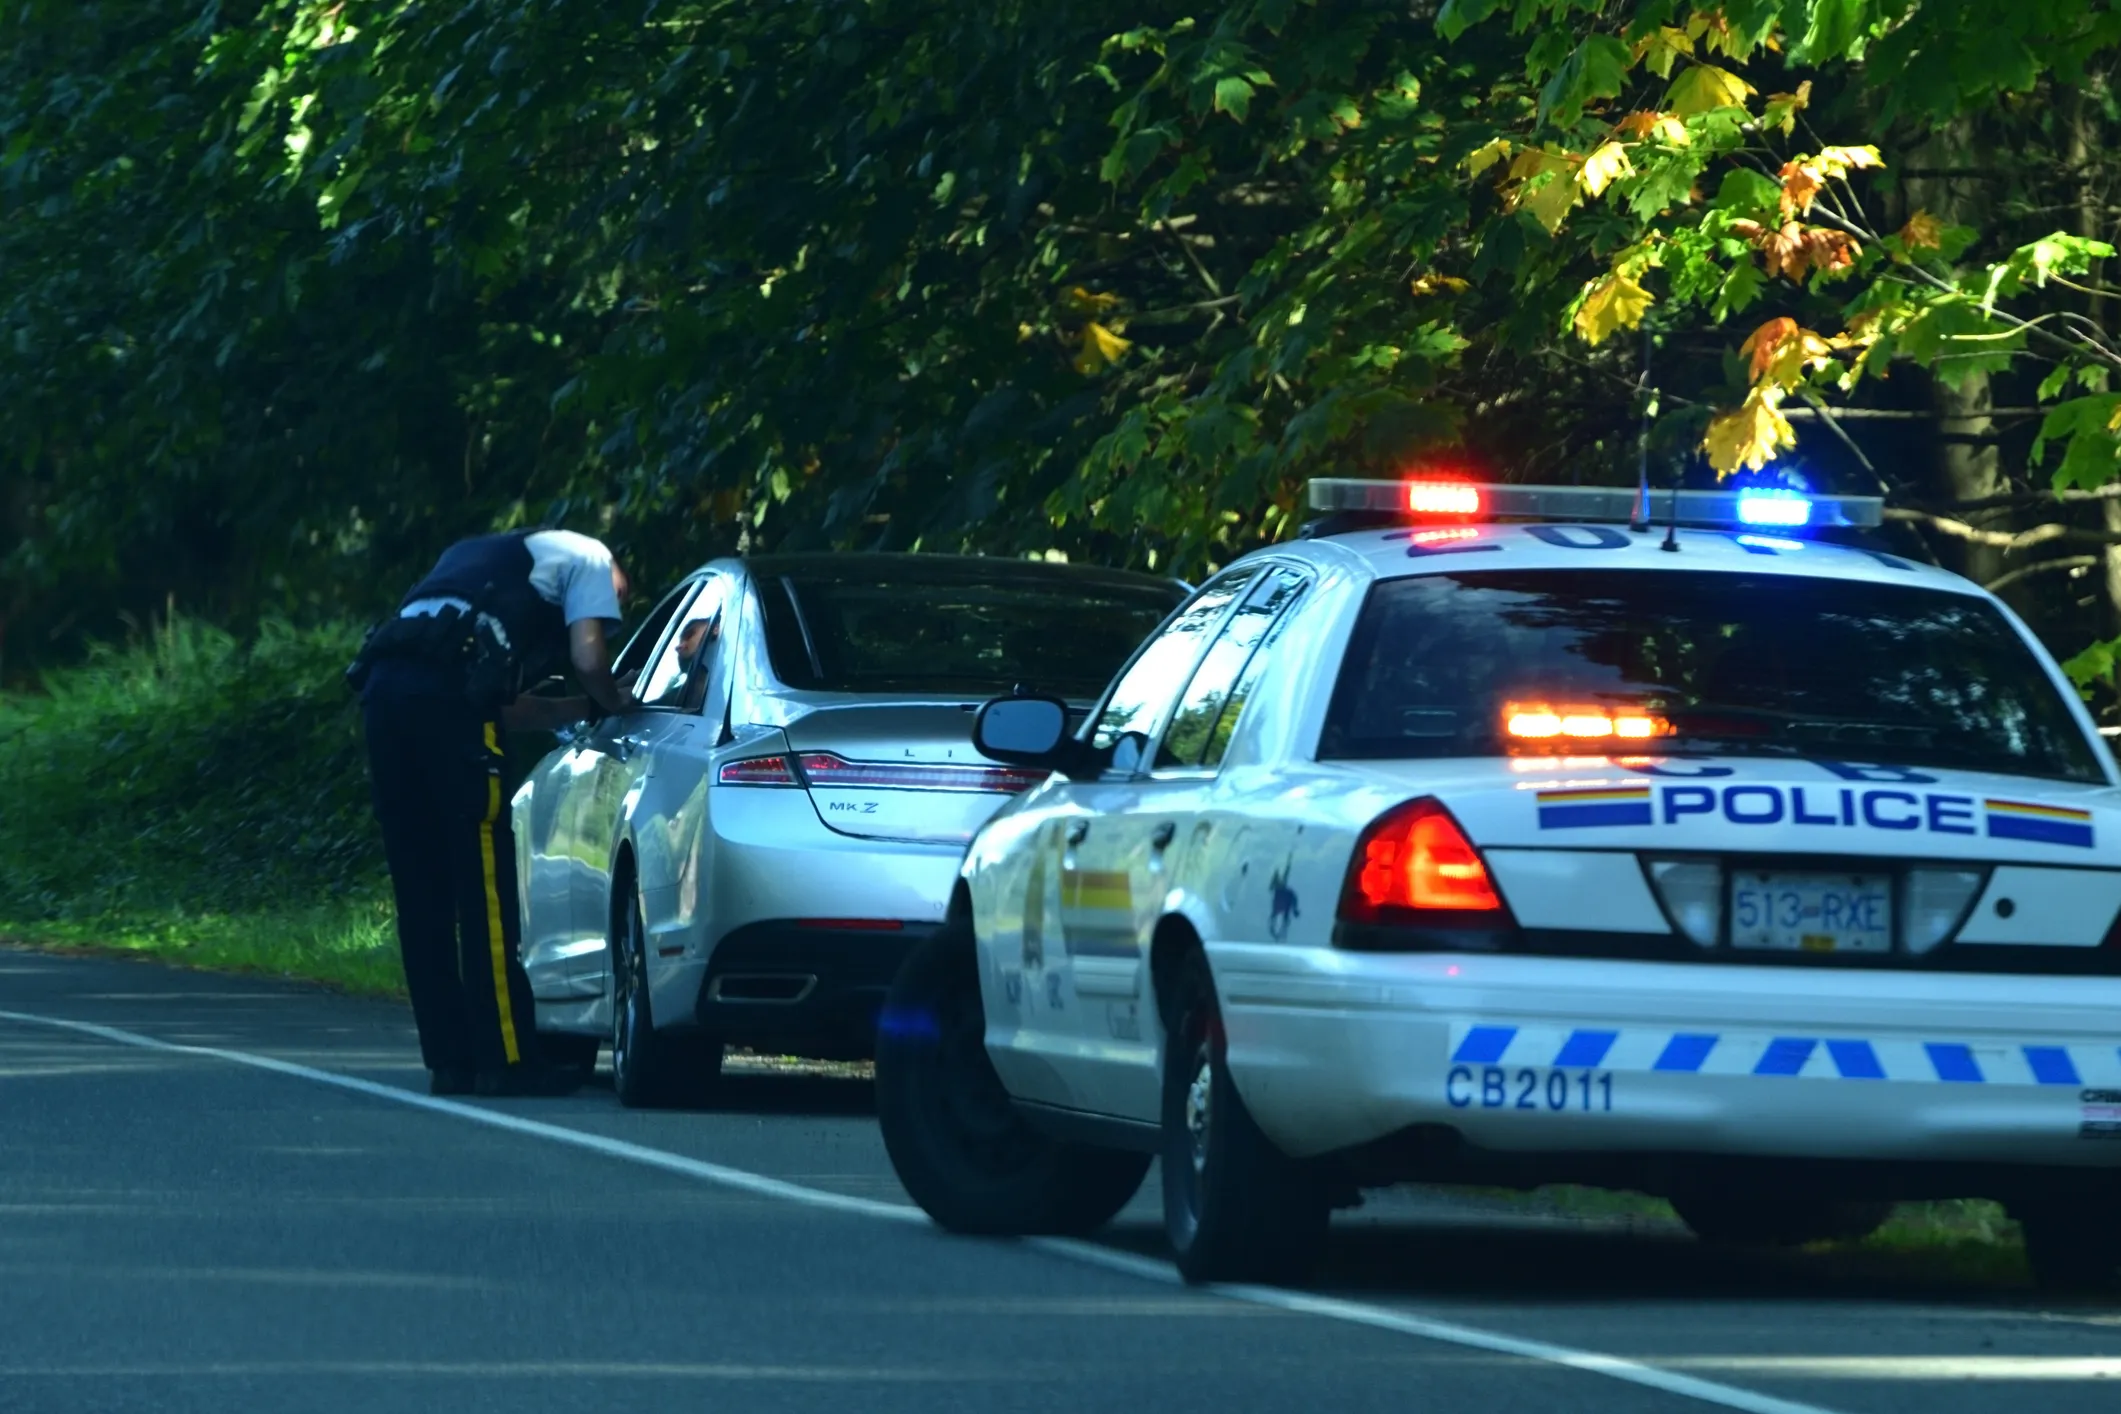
[1305,478,1884,530]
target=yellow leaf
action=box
[1898,210,1944,252]
[1761,80,1812,136]
[1666,64,1755,117]
[1505,149,1581,233]
[1817,145,1885,178]
[1063,285,1121,313]
[1464,137,1513,177]
[1578,141,1635,198]
[1634,25,1695,79]
[2108,404,2121,434]
[1574,271,1654,346]
[1073,321,1132,375]
[1704,388,1796,475]
[1409,273,1472,297]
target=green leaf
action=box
[1213,75,1256,123]
[1789,0,1873,65]
[1437,0,1504,42]
[1538,35,1631,125]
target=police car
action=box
[872,477,2121,1292]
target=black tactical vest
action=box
[402,531,572,689]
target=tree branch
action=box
[1883,508,2121,550]
[1985,555,2099,593]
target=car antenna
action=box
[1643,326,1682,554]
[1630,324,1653,535]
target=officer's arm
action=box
[569,619,640,715]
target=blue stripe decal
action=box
[1927,1043,1984,1084]
[1826,1039,1885,1080]
[1553,1029,1619,1068]
[1653,1033,1719,1072]
[1987,815,2095,849]
[2024,1046,2081,1086]
[1452,1026,1517,1065]
[1537,802,1655,830]
[1754,1037,1818,1076]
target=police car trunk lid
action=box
[1365,756,2121,956]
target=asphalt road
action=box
[1,950,2117,1414]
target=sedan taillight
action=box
[718,755,801,786]
[793,752,1046,794]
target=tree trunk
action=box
[1904,120,2008,586]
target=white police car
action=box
[872,478,2121,1291]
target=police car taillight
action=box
[1339,798,1502,920]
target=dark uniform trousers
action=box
[361,661,539,1073]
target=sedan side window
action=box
[640,577,729,710]
[1090,568,1260,773]
[1156,569,1310,771]
[615,582,697,683]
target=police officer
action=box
[350,528,642,1096]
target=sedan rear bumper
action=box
[697,920,934,1061]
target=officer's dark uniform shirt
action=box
[360,529,621,1078]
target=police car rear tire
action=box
[876,930,1149,1237]
[1161,949,1331,1286]
[2021,1204,2121,1293]
[1671,1193,1891,1248]
[611,884,724,1110]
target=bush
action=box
[0,614,382,921]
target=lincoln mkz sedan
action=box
[511,553,1187,1107]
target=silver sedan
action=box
[511,552,1186,1107]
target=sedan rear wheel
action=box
[611,883,723,1110]
[876,928,1148,1235]
[1160,948,1330,1286]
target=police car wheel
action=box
[610,884,724,1110]
[1160,949,1330,1286]
[875,929,1149,1236]
[2021,1203,2121,1293]
[1671,1193,1891,1248]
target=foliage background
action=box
[6,0,2121,690]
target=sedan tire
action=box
[611,883,724,1110]
[1161,948,1330,1286]
[876,928,1148,1236]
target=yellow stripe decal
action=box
[480,721,520,1065]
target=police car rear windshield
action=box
[1321,570,2105,783]
[759,566,1181,698]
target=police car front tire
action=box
[876,929,1149,1236]
[1161,949,1331,1286]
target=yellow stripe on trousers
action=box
[480,722,520,1065]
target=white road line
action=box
[0,1006,1844,1414]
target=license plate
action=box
[1730,871,1892,953]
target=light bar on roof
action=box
[1307,478,1884,529]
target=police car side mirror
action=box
[974,694,1070,768]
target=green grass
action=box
[0,894,406,997]
[0,613,409,996]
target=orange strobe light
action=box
[1503,701,1668,745]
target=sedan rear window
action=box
[758,564,1183,698]
[1320,569,2105,783]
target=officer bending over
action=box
[349,528,642,1096]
